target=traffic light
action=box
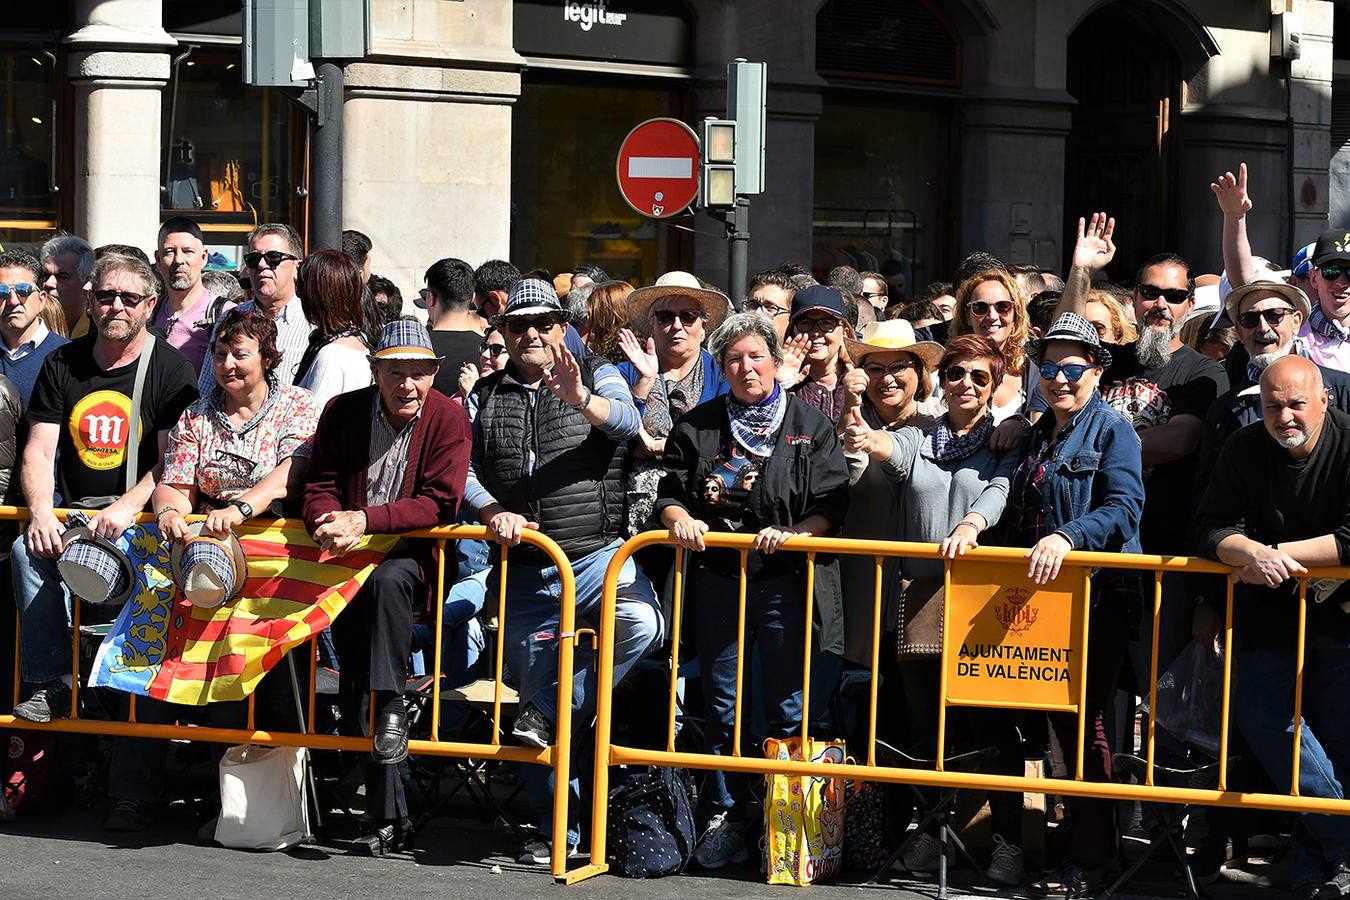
[700,118,736,208]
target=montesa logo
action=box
[562,0,628,31]
[69,389,140,471]
[994,586,1039,636]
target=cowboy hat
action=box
[170,522,248,609]
[626,271,731,333]
[844,319,944,369]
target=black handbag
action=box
[606,766,697,878]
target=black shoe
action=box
[105,798,158,833]
[511,703,553,750]
[13,680,71,723]
[372,696,409,765]
[1318,859,1350,899]
[351,818,414,857]
[1192,836,1227,885]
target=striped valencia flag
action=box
[90,521,398,705]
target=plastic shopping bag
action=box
[1148,637,1223,758]
[763,736,847,885]
[215,744,311,851]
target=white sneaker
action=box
[899,832,951,874]
[986,834,1025,886]
[694,812,750,869]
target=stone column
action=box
[66,0,173,255]
[343,0,521,295]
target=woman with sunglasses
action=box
[949,269,1042,446]
[1006,312,1144,898]
[293,249,371,408]
[782,284,853,422]
[618,272,731,537]
[842,334,1026,883]
[453,325,510,401]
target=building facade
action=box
[0,0,1336,296]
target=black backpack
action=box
[606,766,697,878]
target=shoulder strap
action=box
[123,335,155,494]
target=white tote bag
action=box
[215,744,311,851]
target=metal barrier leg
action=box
[287,650,323,836]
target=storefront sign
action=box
[514,0,692,67]
[616,118,699,219]
[942,559,1085,711]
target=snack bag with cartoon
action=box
[763,736,847,885]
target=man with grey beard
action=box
[1202,279,1350,477]
[151,216,226,374]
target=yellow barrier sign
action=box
[943,560,1085,710]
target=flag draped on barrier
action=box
[90,522,397,705]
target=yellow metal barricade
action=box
[564,530,1350,884]
[0,507,581,879]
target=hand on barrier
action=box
[940,522,979,559]
[313,509,367,557]
[26,509,65,559]
[487,510,538,547]
[1026,532,1072,584]
[1072,212,1116,274]
[1210,162,1252,218]
[204,505,245,539]
[753,525,795,555]
[669,517,709,552]
[1232,543,1306,588]
[158,508,191,543]
[88,500,136,541]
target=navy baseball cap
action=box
[788,285,848,324]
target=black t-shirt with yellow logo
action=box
[28,334,198,503]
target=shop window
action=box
[813,97,952,298]
[816,0,960,86]
[161,53,301,248]
[0,49,59,245]
[512,80,686,286]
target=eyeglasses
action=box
[480,342,508,356]
[0,283,37,301]
[653,309,702,328]
[863,360,917,379]
[92,289,152,308]
[504,316,562,334]
[744,299,789,317]
[1237,307,1297,330]
[1038,362,1093,383]
[968,299,1015,318]
[1136,283,1192,305]
[861,291,888,303]
[942,364,993,388]
[418,288,435,306]
[791,314,842,335]
[243,250,299,270]
[1320,264,1350,282]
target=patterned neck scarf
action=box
[727,383,787,458]
[1308,303,1349,342]
[926,412,994,464]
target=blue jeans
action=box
[412,568,488,689]
[1234,636,1350,884]
[691,566,805,821]
[493,538,663,843]
[12,533,72,685]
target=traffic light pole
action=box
[725,196,749,309]
[310,62,344,251]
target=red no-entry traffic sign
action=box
[616,117,700,219]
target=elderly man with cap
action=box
[1196,355,1350,899]
[302,317,472,856]
[464,278,661,864]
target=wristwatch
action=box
[571,385,593,410]
[230,498,255,519]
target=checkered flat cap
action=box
[496,278,569,322]
[1026,312,1114,368]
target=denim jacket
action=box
[1011,392,1144,554]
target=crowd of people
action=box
[1,158,1349,898]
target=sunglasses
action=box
[1038,362,1093,383]
[744,299,789,317]
[92,289,152,308]
[968,299,1014,318]
[653,309,702,328]
[861,291,888,302]
[243,250,299,270]
[505,316,562,334]
[792,314,842,335]
[0,283,37,300]
[942,364,993,388]
[1237,307,1296,330]
[480,342,508,356]
[863,360,917,378]
[1320,264,1350,282]
[1136,283,1192,304]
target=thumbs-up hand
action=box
[843,363,868,399]
[842,406,874,455]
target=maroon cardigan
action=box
[303,385,471,610]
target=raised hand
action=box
[618,328,659,380]
[1210,163,1252,218]
[457,362,480,398]
[1071,212,1116,274]
[841,406,875,455]
[777,332,810,386]
[542,342,586,407]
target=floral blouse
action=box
[162,381,320,507]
